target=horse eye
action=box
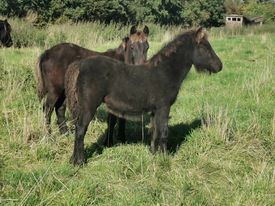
[199,44,207,51]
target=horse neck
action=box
[150,34,194,82]
[101,46,125,62]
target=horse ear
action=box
[143,25,149,36]
[195,26,207,43]
[130,25,137,35]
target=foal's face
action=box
[192,27,222,73]
[125,25,149,65]
[0,20,13,47]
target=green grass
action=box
[0,23,275,205]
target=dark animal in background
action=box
[69,27,222,165]
[0,19,13,47]
[124,25,149,65]
[105,25,149,146]
[35,25,149,137]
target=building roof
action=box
[226,14,243,17]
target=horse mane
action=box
[149,29,196,66]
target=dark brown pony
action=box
[35,25,149,135]
[0,19,13,47]
[69,27,222,165]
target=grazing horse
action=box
[35,25,149,135]
[0,19,13,47]
[69,27,222,165]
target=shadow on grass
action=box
[84,118,202,160]
[84,133,105,158]
[167,119,202,153]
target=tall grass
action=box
[0,19,274,205]
[6,17,275,49]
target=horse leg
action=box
[117,118,126,143]
[150,116,159,153]
[43,93,57,134]
[70,110,93,165]
[150,108,169,153]
[147,112,155,136]
[55,92,69,134]
[104,113,117,147]
[70,87,104,165]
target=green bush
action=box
[0,0,226,26]
[2,0,275,26]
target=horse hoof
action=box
[69,155,85,166]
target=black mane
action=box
[150,30,195,66]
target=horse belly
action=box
[104,94,146,121]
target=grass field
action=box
[0,22,274,205]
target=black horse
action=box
[0,19,13,47]
[69,27,223,165]
[35,25,149,136]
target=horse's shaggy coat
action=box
[64,61,80,119]
[69,27,223,165]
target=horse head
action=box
[123,25,149,65]
[192,27,222,74]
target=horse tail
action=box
[65,61,80,120]
[34,52,47,101]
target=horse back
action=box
[77,56,158,115]
[42,43,98,70]
[39,43,99,90]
